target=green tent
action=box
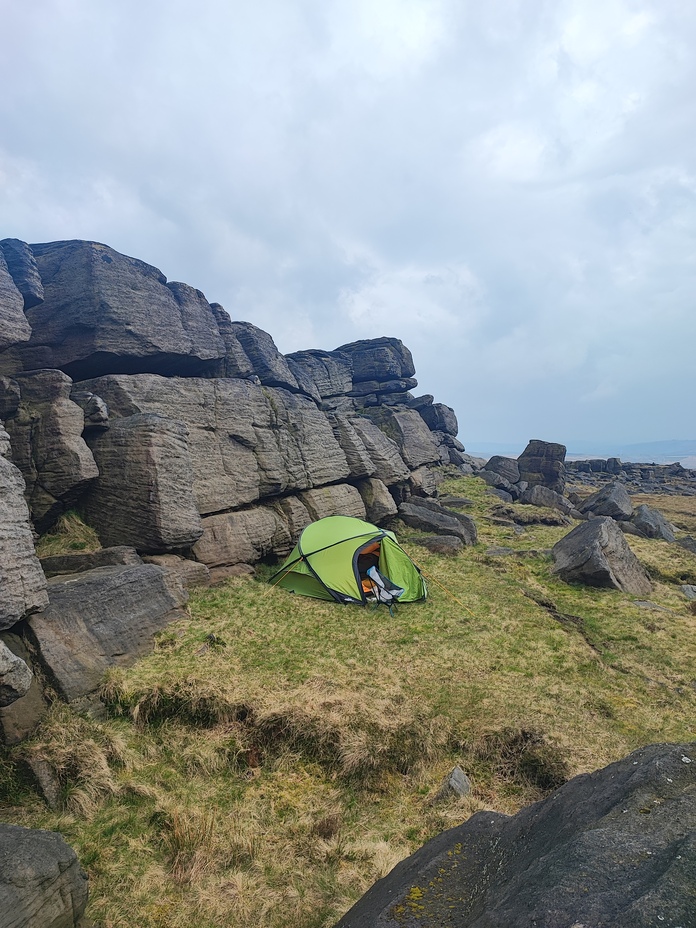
[270,515,427,604]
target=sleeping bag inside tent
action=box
[270,515,426,604]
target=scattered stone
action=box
[631,504,676,542]
[335,741,696,928]
[678,535,696,554]
[579,481,634,520]
[433,766,472,802]
[410,535,463,556]
[485,546,515,557]
[399,499,477,546]
[551,517,653,595]
[519,484,573,513]
[0,823,89,927]
[489,488,513,503]
[24,757,62,811]
[681,584,696,601]
[0,639,32,707]
[438,496,474,509]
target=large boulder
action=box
[398,499,477,546]
[335,741,696,928]
[0,823,89,928]
[483,455,519,484]
[286,349,353,399]
[3,370,99,532]
[40,546,142,578]
[0,456,48,631]
[551,517,652,595]
[361,407,442,469]
[79,374,350,515]
[16,240,225,379]
[417,402,458,437]
[579,481,634,520]
[0,239,44,309]
[0,639,32,707]
[82,413,203,551]
[631,504,676,542]
[28,564,188,700]
[299,484,367,522]
[228,321,298,390]
[356,477,398,525]
[0,248,31,352]
[517,439,566,494]
[192,504,292,568]
[336,337,415,383]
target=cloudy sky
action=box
[2,0,695,450]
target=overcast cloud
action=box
[1,0,695,448]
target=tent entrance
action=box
[355,540,382,599]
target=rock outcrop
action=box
[335,741,696,928]
[0,639,32,707]
[0,456,48,631]
[517,439,567,494]
[551,518,653,595]
[0,249,31,352]
[0,823,89,928]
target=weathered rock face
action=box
[229,321,299,390]
[517,439,567,494]
[631,504,676,542]
[0,239,44,309]
[0,639,32,707]
[28,564,189,700]
[193,505,292,569]
[16,240,226,379]
[355,477,398,525]
[337,337,415,383]
[82,413,203,552]
[579,481,634,520]
[0,456,49,631]
[2,370,99,532]
[0,248,31,352]
[79,374,351,516]
[361,407,442,469]
[551,517,653,595]
[0,823,89,928]
[207,303,256,379]
[286,349,353,401]
[347,417,410,486]
[328,415,377,480]
[335,741,696,928]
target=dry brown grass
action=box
[34,510,101,558]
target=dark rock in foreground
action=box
[335,742,696,928]
[551,517,653,595]
[0,823,88,928]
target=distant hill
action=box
[468,440,696,469]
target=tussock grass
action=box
[34,510,101,557]
[2,476,695,927]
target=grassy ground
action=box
[2,476,695,927]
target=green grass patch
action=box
[2,476,695,927]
